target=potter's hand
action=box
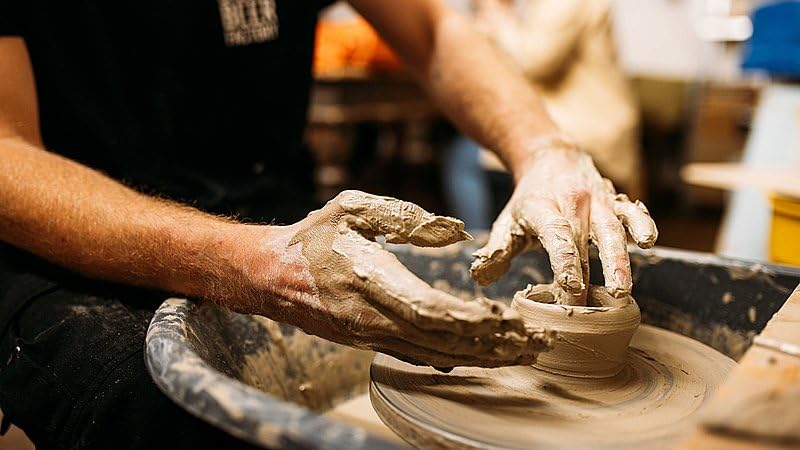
[232,190,552,368]
[470,138,657,305]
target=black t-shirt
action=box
[0,0,331,210]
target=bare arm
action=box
[0,38,246,301]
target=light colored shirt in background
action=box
[480,0,642,196]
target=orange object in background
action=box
[314,17,403,76]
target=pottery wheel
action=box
[370,325,735,449]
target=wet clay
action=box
[370,324,735,449]
[239,316,374,411]
[513,283,640,378]
[468,146,658,307]
[284,190,553,368]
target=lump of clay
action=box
[512,283,640,378]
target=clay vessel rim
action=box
[512,295,636,312]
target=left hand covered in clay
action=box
[470,138,658,305]
[228,191,553,369]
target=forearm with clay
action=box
[352,0,658,304]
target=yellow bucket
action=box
[770,195,800,266]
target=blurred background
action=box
[305,0,800,266]
[1,2,798,447]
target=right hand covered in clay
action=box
[227,190,553,368]
[470,139,658,305]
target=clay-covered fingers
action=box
[590,197,632,298]
[519,198,584,296]
[470,208,531,285]
[369,335,549,369]
[556,190,591,305]
[354,243,532,336]
[355,306,553,368]
[613,194,658,249]
[354,308,551,367]
[335,232,549,364]
[334,190,472,247]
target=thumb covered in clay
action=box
[335,190,473,247]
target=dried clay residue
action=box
[239,316,374,411]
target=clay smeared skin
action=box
[241,190,553,368]
[470,146,658,303]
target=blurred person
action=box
[0,1,656,448]
[443,0,643,229]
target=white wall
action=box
[612,0,755,81]
[612,0,719,79]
